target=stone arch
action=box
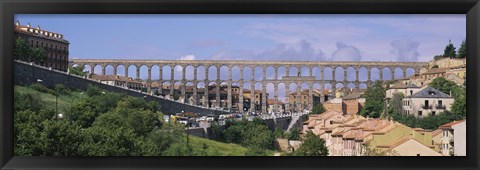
[370,67,380,81]
[334,67,344,81]
[266,66,275,80]
[324,67,333,80]
[243,66,252,81]
[83,64,92,74]
[346,67,356,81]
[335,82,344,89]
[220,65,229,80]
[301,67,310,76]
[382,67,392,80]
[277,66,287,79]
[105,65,115,75]
[162,65,172,80]
[128,65,137,78]
[94,64,103,75]
[289,66,299,76]
[324,83,332,90]
[359,83,367,89]
[139,65,148,80]
[277,83,287,104]
[347,83,356,89]
[151,65,160,80]
[174,65,183,80]
[266,83,275,99]
[358,67,368,82]
[185,65,195,80]
[232,66,241,81]
[312,67,321,80]
[208,65,218,81]
[394,68,404,80]
[406,68,415,78]
[115,65,125,76]
[313,83,321,91]
[196,66,206,81]
[161,82,171,97]
[173,81,183,101]
[254,66,263,81]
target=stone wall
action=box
[14,61,229,115]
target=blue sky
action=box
[16,14,466,62]
[15,14,466,101]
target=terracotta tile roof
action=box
[439,120,466,129]
[267,99,283,105]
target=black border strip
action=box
[1,0,479,170]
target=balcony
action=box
[436,104,446,110]
[449,138,454,145]
[421,104,432,110]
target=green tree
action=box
[14,38,31,61]
[14,38,47,63]
[359,80,386,118]
[286,127,300,140]
[294,130,328,156]
[387,93,404,118]
[429,77,458,95]
[31,47,47,64]
[274,128,285,139]
[456,40,466,58]
[69,65,87,77]
[451,87,466,117]
[443,40,457,58]
[311,103,326,114]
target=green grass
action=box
[189,136,275,156]
[15,85,86,113]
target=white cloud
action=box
[179,54,196,60]
[390,39,420,62]
[331,42,362,61]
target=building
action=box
[429,57,466,69]
[287,89,322,112]
[402,86,454,118]
[14,21,69,72]
[446,64,466,79]
[90,75,143,90]
[323,92,365,115]
[386,83,422,99]
[439,120,466,156]
[267,99,284,113]
[155,84,267,112]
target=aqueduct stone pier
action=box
[69,59,429,113]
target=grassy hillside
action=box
[15,85,86,113]
[15,84,272,156]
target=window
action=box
[432,111,436,116]
[418,111,422,116]
[424,100,429,107]
[439,100,443,106]
[410,90,413,95]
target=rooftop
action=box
[405,86,452,98]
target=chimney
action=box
[15,20,20,26]
[27,22,31,28]
[37,25,41,29]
